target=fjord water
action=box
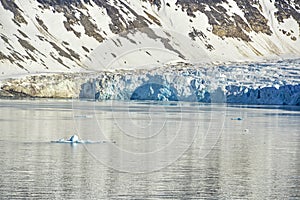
[0,100,299,199]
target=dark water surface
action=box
[0,100,299,199]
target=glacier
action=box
[1,60,300,105]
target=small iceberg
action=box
[231,117,243,121]
[51,134,115,144]
[69,134,79,142]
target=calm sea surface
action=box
[0,99,299,199]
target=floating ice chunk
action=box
[69,135,79,142]
[231,117,243,121]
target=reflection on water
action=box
[0,99,299,199]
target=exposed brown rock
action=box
[80,13,104,42]
[17,30,29,38]
[144,11,161,26]
[49,42,73,61]
[50,52,70,69]
[66,47,81,60]
[0,52,9,60]
[82,46,90,53]
[18,38,37,52]
[176,0,272,41]
[212,24,250,42]
[274,0,300,27]
[35,17,48,31]
[0,34,11,47]
[147,0,162,10]
[0,0,27,25]
[235,0,272,35]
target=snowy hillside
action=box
[0,0,300,76]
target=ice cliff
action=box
[1,60,300,105]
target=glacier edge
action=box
[1,61,300,106]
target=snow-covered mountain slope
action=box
[0,0,300,76]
